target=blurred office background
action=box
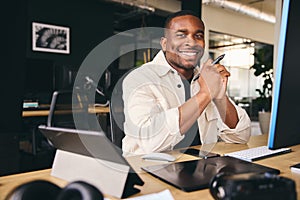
[0,0,279,175]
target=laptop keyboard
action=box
[224,146,291,162]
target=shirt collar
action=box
[149,50,200,79]
[150,50,176,77]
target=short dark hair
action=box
[164,10,200,29]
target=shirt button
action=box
[171,71,175,74]
[177,84,181,88]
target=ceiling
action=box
[207,0,277,50]
[229,0,276,15]
[104,1,167,32]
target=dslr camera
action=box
[209,172,296,200]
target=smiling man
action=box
[121,10,251,156]
[161,13,205,78]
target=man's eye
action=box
[195,34,204,39]
[176,33,186,38]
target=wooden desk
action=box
[22,106,110,117]
[1,134,300,200]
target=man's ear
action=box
[160,37,167,52]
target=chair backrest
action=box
[47,90,98,131]
[109,100,125,148]
[48,90,72,128]
[109,73,128,148]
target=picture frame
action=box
[32,22,70,54]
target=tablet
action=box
[142,156,280,192]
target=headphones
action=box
[5,180,104,200]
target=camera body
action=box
[209,172,296,200]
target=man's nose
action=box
[185,35,197,46]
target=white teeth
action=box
[180,52,196,56]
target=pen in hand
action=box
[193,54,226,81]
[211,54,225,65]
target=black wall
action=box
[0,0,114,175]
[0,0,27,175]
[22,0,114,102]
[26,0,113,66]
[0,0,27,132]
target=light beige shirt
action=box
[122,51,251,156]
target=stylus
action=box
[211,54,225,65]
[193,54,225,81]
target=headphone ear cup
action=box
[5,180,61,200]
[57,181,103,200]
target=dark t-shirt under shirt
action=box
[174,78,201,149]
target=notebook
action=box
[141,156,280,192]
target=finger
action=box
[216,65,230,77]
[220,70,230,77]
[215,64,225,71]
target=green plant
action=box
[251,45,273,112]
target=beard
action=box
[175,63,196,71]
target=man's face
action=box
[161,15,205,72]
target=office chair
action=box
[109,100,125,149]
[47,90,75,129]
[109,73,128,149]
[47,90,100,131]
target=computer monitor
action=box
[268,0,300,149]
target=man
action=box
[122,10,251,156]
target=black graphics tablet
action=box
[142,156,280,192]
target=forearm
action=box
[214,96,239,129]
[179,91,211,134]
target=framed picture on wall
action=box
[32,22,70,54]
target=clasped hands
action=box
[197,59,230,101]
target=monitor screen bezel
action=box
[267,0,300,149]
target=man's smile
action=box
[178,50,199,58]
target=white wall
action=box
[202,5,275,45]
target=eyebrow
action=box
[175,29,204,34]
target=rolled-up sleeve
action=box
[218,104,251,144]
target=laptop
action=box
[142,156,280,192]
